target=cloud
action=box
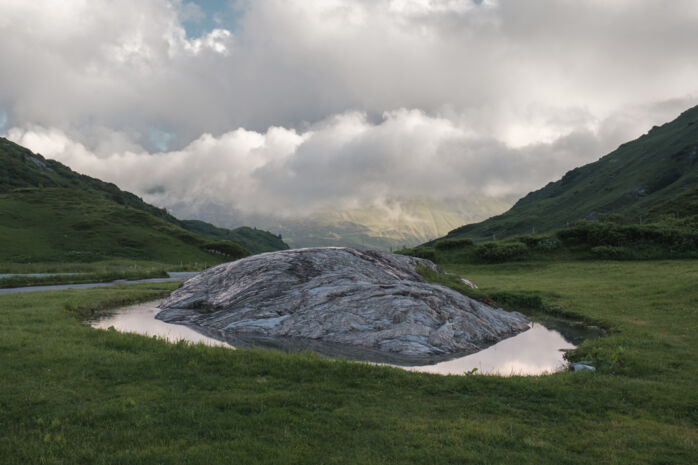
[7,106,663,220]
[1,0,698,219]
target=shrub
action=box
[590,245,628,259]
[558,220,698,253]
[514,235,562,251]
[434,238,474,250]
[536,237,562,251]
[202,241,249,259]
[409,247,436,261]
[475,241,528,262]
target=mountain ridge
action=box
[0,137,288,256]
[439,104,698,242]
[0,138,288,263]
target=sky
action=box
[1,0,697,220]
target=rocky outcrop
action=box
[157,247,529,363]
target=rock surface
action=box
[158,247,529,362]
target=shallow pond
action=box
[90,300,600,376]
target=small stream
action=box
[90,300,600,376]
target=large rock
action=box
[157,247,529,363]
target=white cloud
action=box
[8,107,652,220]
[1,0,697,220]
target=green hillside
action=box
[443,105,698,242]
[0,187,249,264]
[0,138,287,264]
[0,137,288,254]
[180,221,288,254]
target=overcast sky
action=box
[2,0,697,218]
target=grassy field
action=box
[1,261,697,464]
[0,260,215,275]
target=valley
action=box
[0,13,696,461]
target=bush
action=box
[557,220,698,253]
[536,237,562,251]
[514,235,562,251]
[475,241,528,262]
[408,248,436,261]
[434,238,474,250]
[202,241,249,259]
[590,246,628,259]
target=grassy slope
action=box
[0,187,247,264]
[445,105,698,242]
[180,220,288,254]
[0,137,288,254]
[1,261,696,463]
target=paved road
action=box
[0,272,199,295]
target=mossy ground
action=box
[1,261,697,464]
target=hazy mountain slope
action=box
[260,197,514,250]
[0,137,288,253]
[443,105,698,242]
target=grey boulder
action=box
[157,247,529,363]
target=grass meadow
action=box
[1,260,696,464]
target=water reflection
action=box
[91,301,230,348]
[405,323,575,376]
[90,300,578,376]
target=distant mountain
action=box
[186,196,514,251]
[274,197,514,250]
[440,104,698,242]
[0,138,288,263]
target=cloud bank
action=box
[2,0,697,219]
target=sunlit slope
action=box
[443,105,698,241]
[275,197,513,250]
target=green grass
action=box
[0,260,216,274]
[1,261,697,463]
[0,188,248,264]
[0,137,289,255]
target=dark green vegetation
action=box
[180,220,288,254]
[0,137,288,264]
[0,259,207,275]
[443,105,698,242]
[403,215,698,265]
[1,260,697,463]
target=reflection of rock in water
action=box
[157,247,529,363]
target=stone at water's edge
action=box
[157,247,529,361]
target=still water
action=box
[90,300,582,376]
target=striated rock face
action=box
[157,247,529,363]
